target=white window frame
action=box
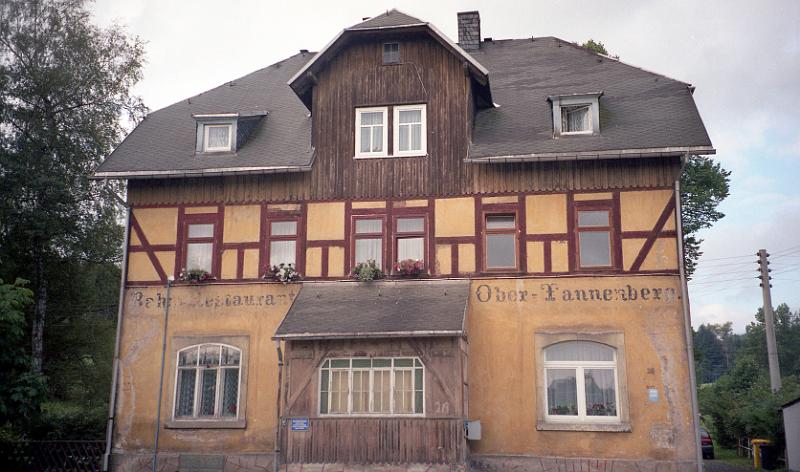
[393,104,427,157]
[203,124,233,152]
[172,343,243,421]
[543,342,620,424]
[318,357,425,417]
[560,104,593,135]
[549,92,602,138]
[354,107,389,158]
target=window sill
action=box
[353,154,427,160]
[558,131,594,137]
[536,421,630,432]
[165,418,246,429]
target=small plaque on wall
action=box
[290,417,309,431]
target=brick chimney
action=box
[457,11,481,51]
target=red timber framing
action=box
[124,188,679,286]
[572,199,618,272]
[179,208,224,279]
[479,202,522,273]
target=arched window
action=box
[543,341,618,422]
[174,343,241,419]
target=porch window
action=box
[543,341,619,423]
[484,214,518,270]
[267,219,298,268]
[353,217,385,269]
[319,358,424,416]
[576,207,613,268]
[174,343,241,419]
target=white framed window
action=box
[174,343,241,420]
[561,105,592,135]
[543,341,619,423]
[393,104,427,156]
[203,124,233,152]
[319,358,424,416]
[355,107,388,158]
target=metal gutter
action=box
[674,154,704,472]
[465,146,716,164]
[92,163,313,180]
[102,204,131,472]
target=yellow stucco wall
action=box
[329,246,345,277]
[115,283,297,453]
[306,202,345,241]
[458,243,476,274]
[184,206,219,214]
[641,238,678,271]
[351,201,386,209]
[223,205,261,243]
[243,249,260,279]
[394,199,428,208]
[574,192,613,201]
[620,190,673,232]
[527,241,545,273]
[436,244,452,275]
[466,275,694,460]
[306,247,323,277]
[221,249,237,279]
[526,195,567,234]
[435,198,475,237]
[128,253,160,281]
[551,240,569,272]
[133,208,178,245]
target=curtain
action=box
[355,238,382,268]
[351,371,369,413]
[221,368,239,417]
[175,369,196,417]
[397,237,424,261]
[398,110,422,151]
[372,370,391,413]
[585,368,617,416]
[545,341,614,362]
[199,369,217,416]
[360,111,384,153]
[547,368,578,415]
[563,106,590,132]
[394,370,413,413]
[270,240,296,267]
[207,126,230,148]
[329,371,348,414]
[186,242,213,272]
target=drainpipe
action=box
[273,341,284,472]
[152,277,174,472]
[103,200,131,472]
[675,154,704,472]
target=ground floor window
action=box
[174,343,241,419]
[543,340,619,423]
[319,358,424,416]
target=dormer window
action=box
[204,124,233,152]
[549,92,603,138]
[383,42,400,64]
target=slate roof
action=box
[273,280,469,340]
[94,52,315,178]
[95,12,713,179]
[468,37,712,161]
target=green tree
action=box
[0,0,145,375]
[0,279,46,438]
[680,155,731,276]
[581,39,609,55]
[741,303,800,378]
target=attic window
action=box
[549,92,603,138]
[204,124,233,152]
[383,43,400,64]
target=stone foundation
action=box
[469,455,698,472]
[111,453,275,472]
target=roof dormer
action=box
[193,112,267,154]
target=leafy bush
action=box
[350,260,384,281]
[30,401,107,440]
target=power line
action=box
[688,276,758,286]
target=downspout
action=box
[103,198,131,472]
[152,278,173,472]
[675,154,704,472]
[273,341,284,472]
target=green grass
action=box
[714,447,753,469]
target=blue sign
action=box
[290,417,309,431]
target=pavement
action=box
[703,460,751,472]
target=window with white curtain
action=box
[204,124,233,152]
[561,105,592,134]
[355,107,388,157]
[484,214,518,270]
[353,217,384,268]
[393,104,426,156]
[268,220,298,268]
[319,358,424,416]
[544,341,619,423]
[174,343,241,419]
[184,222,216,273]
[394,216,426,263]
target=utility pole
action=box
[757,249,781,392]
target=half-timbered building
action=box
[96,9,713,472]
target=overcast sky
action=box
[91,0,800,332]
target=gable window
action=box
[183,217,218,274]
[319,358,424,416]
[549,92,602,137]
[355,107,388,158]
[393,104,427,156]
[543,341,619,423]
[353,216,385,269]
[561,105,591,134]
[575,206,613,269]
[267,219,299,269]
[394,216,426,265]
[204,124,233,152]
[383,42,400,64]
[484,213,518,270]
[174,343,241,420]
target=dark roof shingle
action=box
[273,280,469,340]
[348,9,425,30]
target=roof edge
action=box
[272,329,464,341]
[466,146,716,164]
[92,163,313,180]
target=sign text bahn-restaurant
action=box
[95,9,714,472]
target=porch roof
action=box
[273,280,469,340]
